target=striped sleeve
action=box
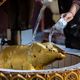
[73,0,80,6]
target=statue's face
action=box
[46,42,66,59]
[29,42,66,68]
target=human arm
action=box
[61,0,80,22]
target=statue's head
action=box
[30,42,66,69]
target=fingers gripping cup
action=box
[53,17,67,33]
[41,0,53,5]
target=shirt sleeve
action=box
[73,0,80,6]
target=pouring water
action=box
[48,17,67,43]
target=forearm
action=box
[69,0,80,16]
[69,3,79,16]
[73,0,80,6]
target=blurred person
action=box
[61,0,80,22]
[60,0,80,49]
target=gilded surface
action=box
[0,70,80,80]
[0,43,79,80]
[0,42,65,70]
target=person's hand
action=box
[61,12,74,22]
